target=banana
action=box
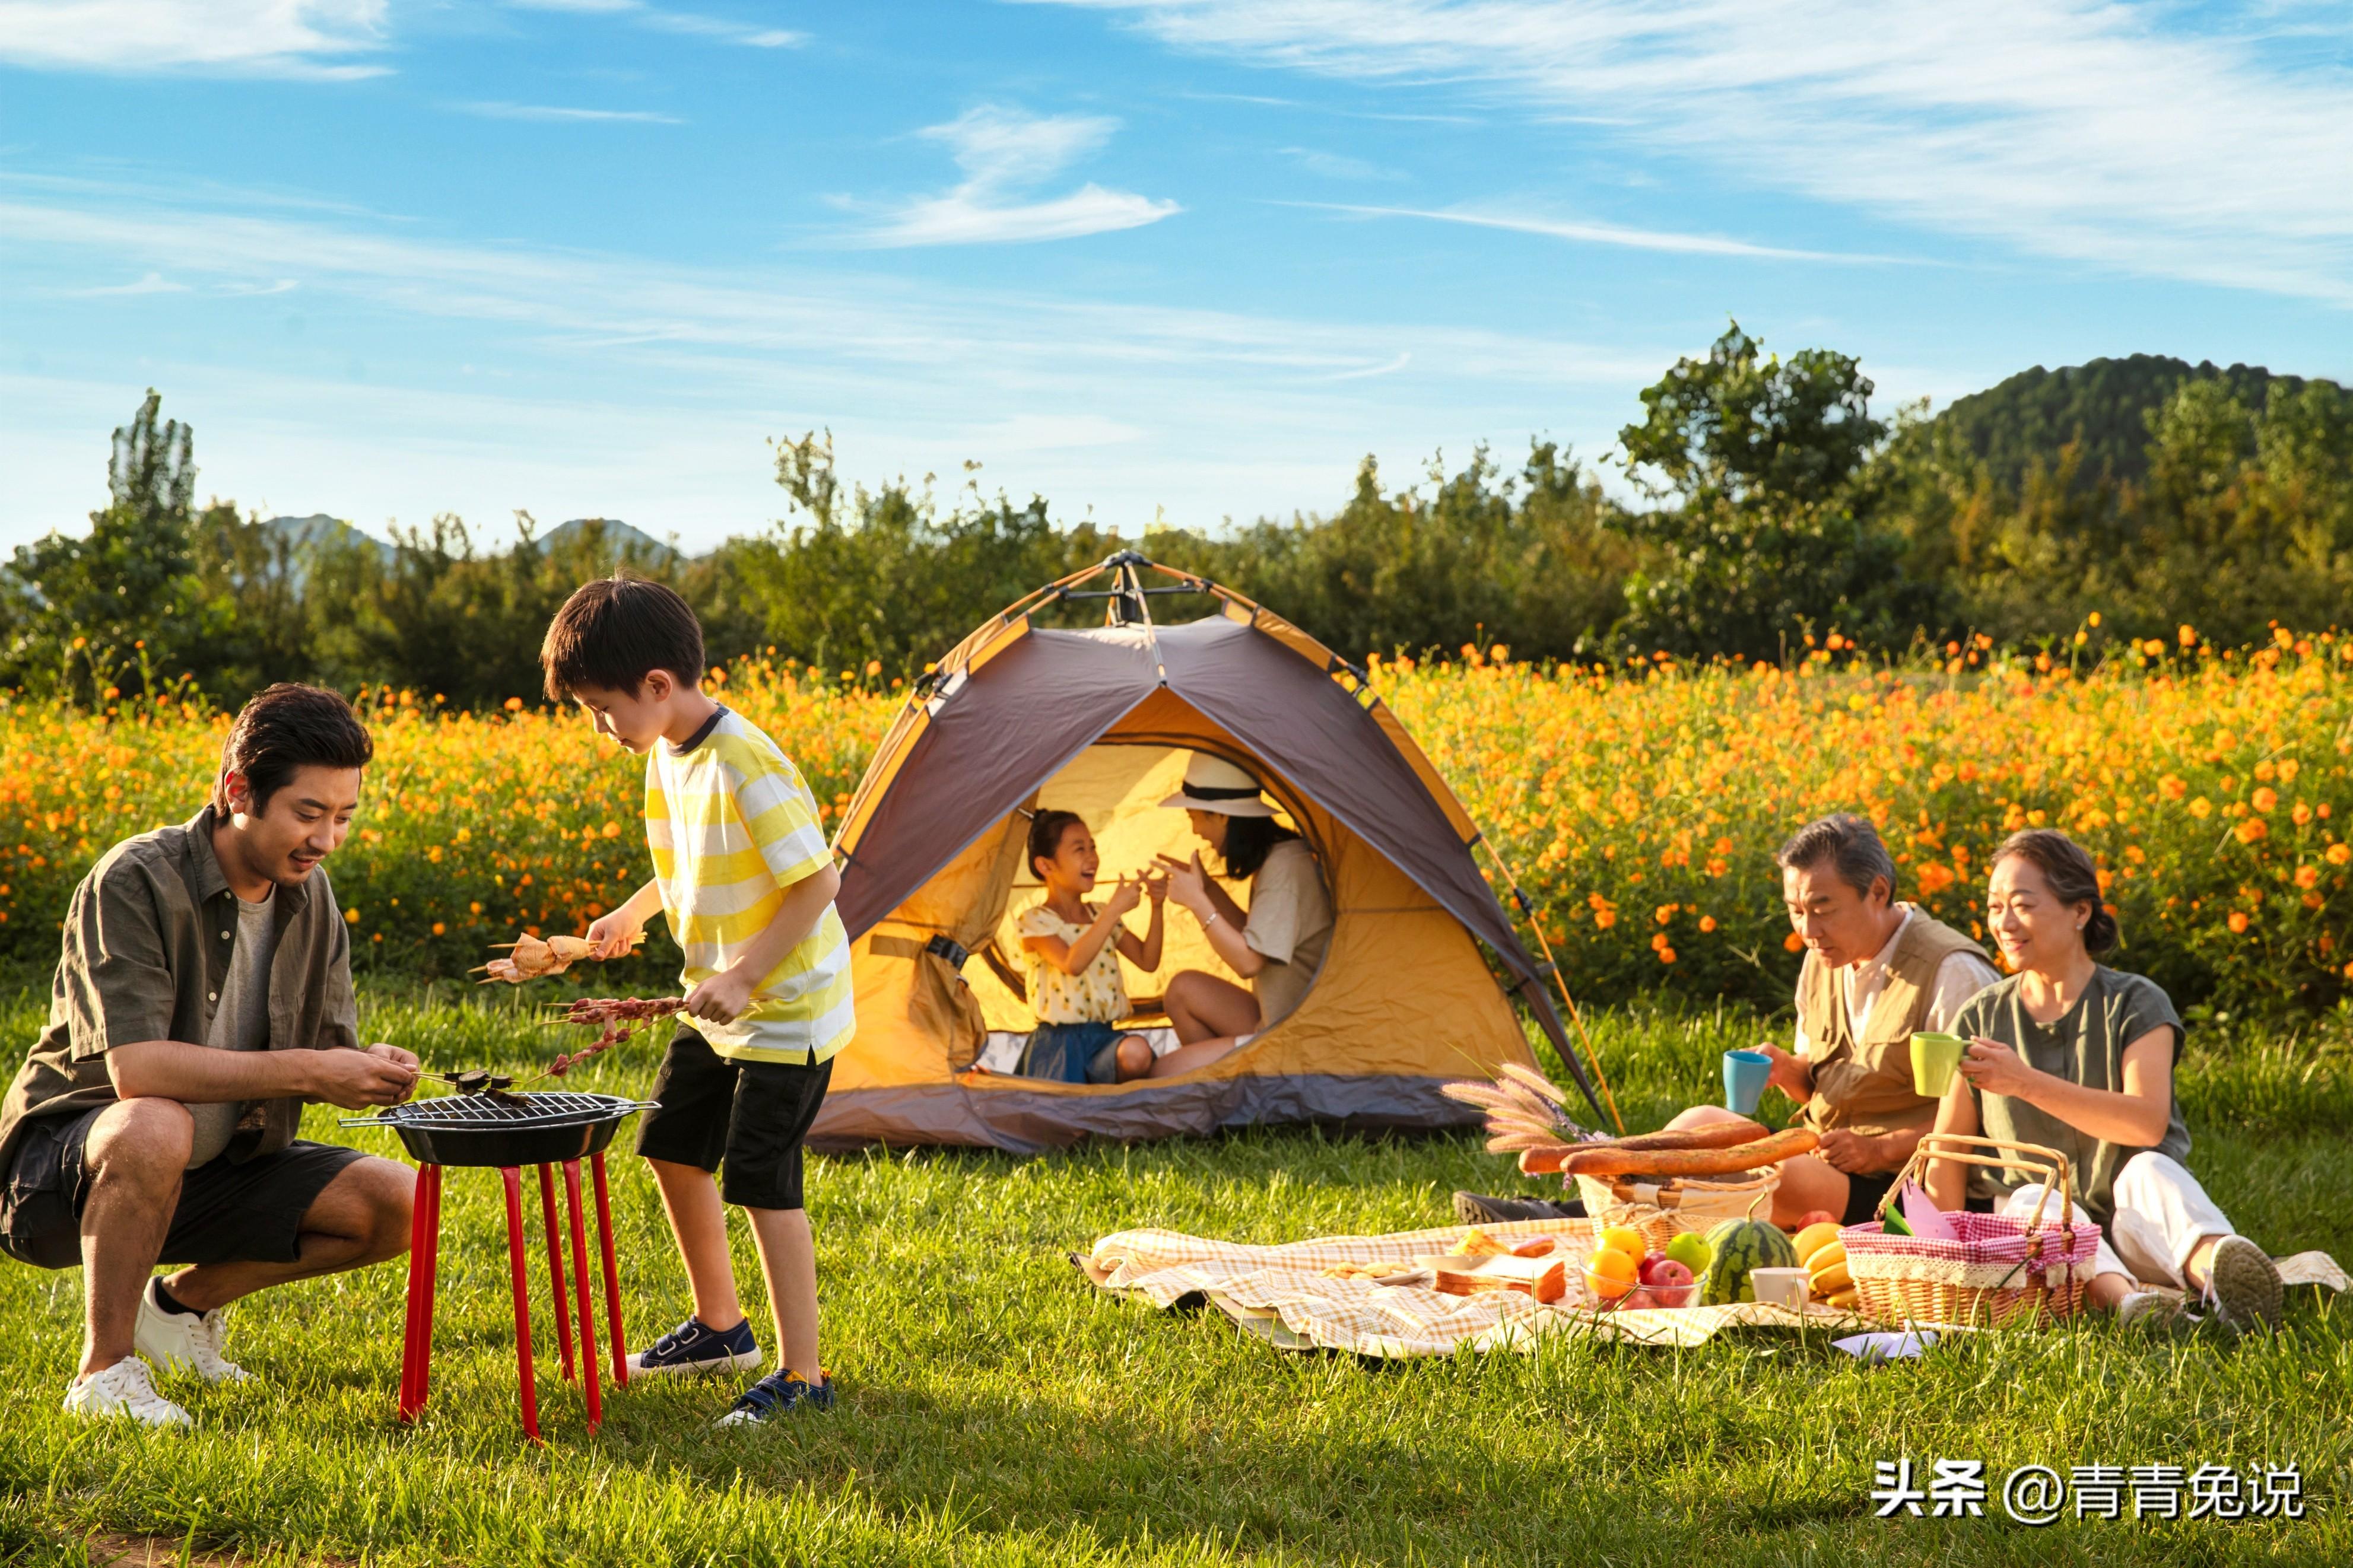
[1809,1258,1853,1297]
[1826,1287,1859,1311]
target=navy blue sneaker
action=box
[715,1370,834,1427]
[627,1316,762,1378]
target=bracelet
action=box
[1201,910,1221,930]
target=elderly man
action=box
[1665,813,2000,1227]
[0,684,420,1427]
[1456,813,1996,1229]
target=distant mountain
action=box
[253,513,684,570]
[261,513,392,562]
[1931,354,2351,494]
[538,517,681,565]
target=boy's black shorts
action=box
[634,1026,831,1211]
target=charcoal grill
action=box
[343,1090,656,1442]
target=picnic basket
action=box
[1841,1133,2100,1328]
[1576,1167,1779,1254]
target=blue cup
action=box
[1722,1049,1771,1115]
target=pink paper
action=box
[1900,1182,1959,1241]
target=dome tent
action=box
[808,552,1605,1154]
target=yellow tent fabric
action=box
[809,557,1577,1153]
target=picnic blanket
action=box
[1078,1217,2351,1359]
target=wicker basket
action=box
[1841,1134,2100,1329]
[1576,1168,1779,1254]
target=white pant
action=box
[1998,1152,2235,1289]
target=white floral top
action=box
[1017,901,1130,1025]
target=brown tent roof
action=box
[831,562,1598,1118]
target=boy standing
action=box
[540,577,854,1425]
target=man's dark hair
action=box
[1774,812,1897,904]
[1220,816,1300,881]
[213,683,374,815]
[1027,809,1085,881]
[540,575,706,702]
[1993,828,2121,957]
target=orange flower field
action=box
[5,631,2350,1016]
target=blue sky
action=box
[2,1,2349,554]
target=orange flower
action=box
[2295,865,2321,889]
[2327,843,2353,866]
[2228,911,2250,934]
[1783,931,1806,953]
[1698,915,1717,933]
[2252,786,2278,813]
[2235,818,2269,844]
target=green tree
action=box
[1610,322,1945,656]
[3,390,202,699]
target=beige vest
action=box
[1799,912,1986,1137]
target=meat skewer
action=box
[505,995,685,1087]
[472,931,646,985]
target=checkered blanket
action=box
[1078,1219,2349,1358]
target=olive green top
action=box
[0,807,360,1180]
[1952,966,2192,1230]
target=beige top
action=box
[1244,840,1333,1028]
[1795,905,1998,1138]
[1017,901,1131,1026]
[1792,906,1999,1057]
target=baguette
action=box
[1561,1125,1819,1178]
[1516,1121,1770,1175]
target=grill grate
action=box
[346,1091,652,1130]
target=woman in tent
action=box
[1924,828,2283,1331]
[1149,755,1334,1078]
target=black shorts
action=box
[1840,1168,1900,1229]
[634,1027,831,1211]
[0,1105,367,1271]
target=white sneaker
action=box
[135,1278,250,1383]
[62,1358,191,1428]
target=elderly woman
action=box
[1147,753,1333,1079]
[1924,828,2282,1330]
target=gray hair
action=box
[1774,813,1897,904]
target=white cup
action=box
[1749,1267,1811,1310]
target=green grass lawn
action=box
[3,986,2348,1566]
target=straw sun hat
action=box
[1158,753,1277,817]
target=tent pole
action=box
[1478,842,1625,1136]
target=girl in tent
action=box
[1151,755,1334,1078]
[1012,811,1164,1084]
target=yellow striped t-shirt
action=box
[643,708,855,1064]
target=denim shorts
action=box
[1015,1022,1125,1085]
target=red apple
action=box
[1636,1253,1671,1286]
[1795,1210,1840,1231]
[1642,1258,1695,1308]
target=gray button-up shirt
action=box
[0,805,360,1178]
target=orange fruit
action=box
[1598,1224,1646,1260]
[1587,1246,1640,1300]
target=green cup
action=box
[1910,1032,1966,1098]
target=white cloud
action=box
[457,101,684,124]
[507,0,804,49]
[1281,147,1401,181]
[836,104,1180,247]
[0,0,388,78]
[1293,201,1901,263]
[1043,0,2353,304]
[63,270,189,295]
[0,168,1669,545]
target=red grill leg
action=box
[562,1159,602,1433]
[396,1162,439,1422]
[415,1165,442,1410]
[500,1166,542,1444]
[590,1153,627,1387]
[536,1163,575,1381]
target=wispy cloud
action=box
[508,0,804,50]
[1281,147,1402,182]
[1048,0,2353,304]
[1292,201,1903,264]
[456,101,684,125]
[63,270,190,295]
[833,105,1180,247]
[0,0,389,78]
